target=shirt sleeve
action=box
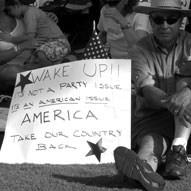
[133,13,152,34]
[128,44,155,95]
[23,8,38,35]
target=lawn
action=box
[0,84,191,191]
[0,162,191,191]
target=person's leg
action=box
[173,118,191,145]
[36,51,53,67]
[165,117,191,178]
[114,133,168,191]
[137,134,169,172]
[33,38,71,68]
[24,51,54,70]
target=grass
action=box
[0,162,191,191]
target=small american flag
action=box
[82,22,111,59]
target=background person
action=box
[0,0,71,69]
[97,0,152,58]
[0,0,38,95]
[114,0,191,191]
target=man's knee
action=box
[138,133,169,157]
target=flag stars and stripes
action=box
[82,29,111,59]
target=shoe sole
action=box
[164,168,186,179]
[114,146,165,191]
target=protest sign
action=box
[0,59,131,164]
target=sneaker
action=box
[114,146,165,191]
[165,145,188,178]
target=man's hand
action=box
[162,87,191,116]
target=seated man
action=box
[114,0,191,191]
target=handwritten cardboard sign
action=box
[0,59,131,164]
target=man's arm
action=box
[142,85,191,116]
[163,86,191,116]
[141,85,168,110]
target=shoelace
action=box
[168,150,188,166]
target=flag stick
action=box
[93,20,96,31]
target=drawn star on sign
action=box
[86,138,106,162]
[15,72,33,92]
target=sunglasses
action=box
[150,15,180,25]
